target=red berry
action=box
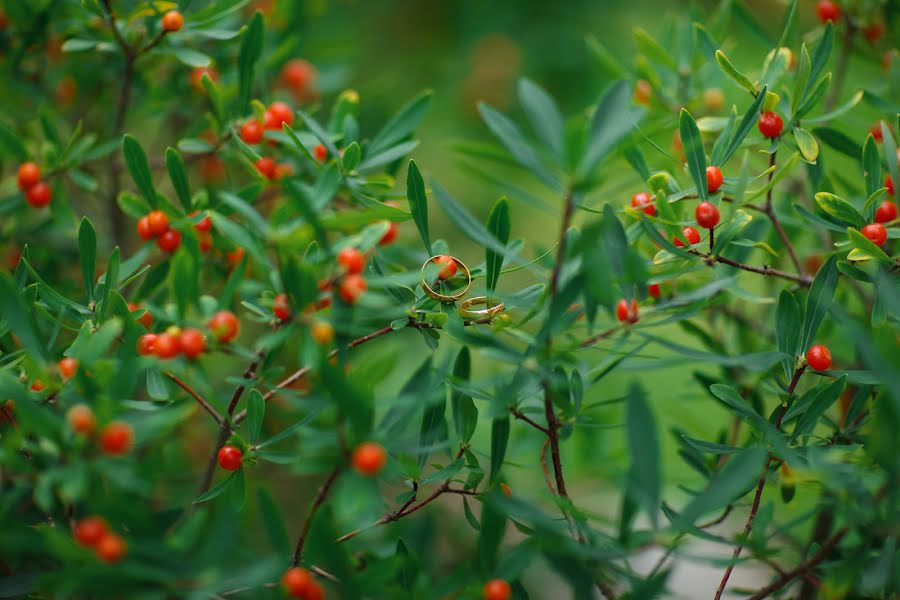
[352,442,387,475]
[157,229,182,253]
[208,310,239,343]
[240,120,264,144]
[338,274,367,304]
[864,22,885,44]
[886,175,895,197]
[634,79,652,105]
[631,192,656,216]
[695,201,720,229]
[758,111,784,138]
[275,163,294,180]
[191,211,212,232]
[31,380,45,392]
[255,157,277,180]
[17,162,41,190]
[129,302,153,328]
[705,166,724,193]
[190,66,218,91]
[161,10,183,32]
[281,59,316,91]
[217,445,243,470]
[648,283,661,298]
[67,404,95,435]
[179,328,206,359]
[806,344,832,371]
[379,221,399,245]
[147,211,169,236]
[306,581,324,600]
[265,101,294,129]
[433,255,457,280]
[153,333,181,359]
[273,293,291,321]
[870,125,884,143]
[674,226,701,247]
[282,567,313,598]
[227,246,246,267]
[59,357,78,380]
[615,298,639,324]
[197,230,213,253]
[816,0,841,24]
[137,216,153,240]
[874,201,897,223]
[137,333,158,356]
[73,517,108,547]
[313,144,327,162]
[95,533,127,563]
[100,421,133,455]
[337,247,365,275]
[861,222,887,247]
[483,579,512,600]
[25,182,52,208]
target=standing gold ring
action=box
[459,296,505,319]
[420,255,471,303]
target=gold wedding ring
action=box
[459,296,505,319]
[420,255,471,303]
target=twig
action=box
[164,372,227,427]
[692,251,813,286]
[540,438,556,494]
[579,324,624,349]
[761,151,803,276]
[510,407,550,435]
[291,466,342,566]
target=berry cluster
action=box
[17,162,52,208]
[281,567,325,600]
[65,402,134,456]
[136,309,238,361]
[73,516,127,563]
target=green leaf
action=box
[165,148,192,212]
[675,446,766,528]
[246,389,265,444]
[485,198,511,295]
[633,26,677,70]
[169,250,198,319]
[367,90,433,158]
[718,85,767,165]
[419,458,464,486]
[795,73,832,120]
[800,255,838,354]
[680,436,741,455]
[463,497,481,531]
[490,416,510,483]
[78,217,96,304]
[257,487,291,555]
[679,109,708,200]
[163,46,212,68]
[791,44,812,114]
[710,107,737,167]
[847,227,891,263]
[405,160,432,255]
[146,368,169,401]
[813,127,861,159]
[578,80,646,177]
[775,289,802,379]
[793,128,819,162]
[814,192,864,228]
[715,50,757,94]
[122,135,157,206]
[0,272,48,361]
[341,141,361,172]
[882,120,899,203]
[237,12,264,113]
[804,22,833,101]
[281,258,318,310]
[791,375,846,442]
[517,78,564,158]
[478,102,558,190]
[861,135,882,210]
[97,248,119,322]
[0,122,28,161]
[194,470,236,504]
[626,382,660,528]
[228,468,247,511]
[451,347,478,443]
[419,394,448,470]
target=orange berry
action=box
[153,333,181,359]
[379,221,399,246]
[352,442,387,476]
[156,229,182,253]
[137,333,158,356]
[73,516,107,547]
[179,328,206,359]
[59,357,78,380]
[273,293,291,321]
[147,211,169,236]
[282,567,313,598]
[100,421,133,455]
[137,216,153,240]
[265,101,294,129]
[25,182,52,208]
[634,79,652,105]
[433,255,457,280]
[281,59,316,91]
[128,302,153,328]
[208,310,240,343]
[31,379,45,392]
[217,445,243,470]
[483,579,511,600]
[17,162,41,190]
[311,321,334,345]
[338,274,367,304]
[337,247,365,274]
[95,533,127,563]
[67,404,95,435]
[312,144,327,162]
[161,10,183,32]
[240,120,264,144]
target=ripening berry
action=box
[695,201,720,229]
[306,581,324,600]
[500,482,512,496]
[631,192,656,216]
[816,0,841,23]
[129,302,152,328]
[227,246,246,267]
[25,182,52,208]
[100,421,133,455]
[674,226,701,247]
[483,579,512,600]
[352,442,387,476]
[197,230,213,253]
[311,321,334,345]
[806,344,832,371]
[59,357,78,380]
[864,23,884,44]
[648,283,661,298]
[875,201,897,223]
[758,111,784,138]
[273,293,291,321]
[161,10,183,32]
[282,59,316,90]
[153,333,181,359]
[73,517,107,547]
[886,175,895,196]
[313,143,327,162]
[338,274,367,304]
[275,163,294,180]
[217,445,243,471]
[147,211,169,236]
[265,101,294,129]
[17,162,41,190]
[634,79,652,105]
[282,567,313,598]
[861,222,887,247]
[179,328,206,359]
[434,255,457,280]
[137,216,153,240]
[703,88,725,112]
[95,533,127,563]
[240,120,264,144]
[208,311,239,343]
[337,247,365,275]
[870,125,884,143]
[137,333,158,356]
[705,166,724,193]
[191,210,212,232]
[379,221,398,245]
[31,380,45,392]
[190,66,218,91]
[67,404,95,435]
[255,157,277,180]
[157,229,182,253]
[616,298,639,324]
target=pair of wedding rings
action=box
[419,255,505,319]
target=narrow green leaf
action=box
[800,255,838,353]
[517,78,564,158]
[122,135,156,206]
[775,289,802,379]
[710,107,737,167]
[478,102,558,190]
[418,395,448,469]
[793,128,819,162]
[791,44,812,114]
[406,160,432,254]
[847,227,891,262]
[715,50,757,94]
[791,375,846,442]
[680,436,741,455]
[451,347,478,443]
[795,73,832,120]
[194,470,236,504]
[246,389,265,444]
[626,382,660,528]
[719,85,767,165]
[814,192,865,227]
[633,26,678,70]
[490,416,510,483]
[0,122,28,161]
[165,147,192,212]
[257,487,291,555]
[485,198,511,295]
[0,272,48,361]
[97,248,119,322]
[675,446,766,528]
[368,90,433,158]
[804,22,832,100]
[169,250,198,319]
[78,217,96,303]
[813,126,862,159]
[237,12,264,113]
[882,120,899,202]
[578,80,646,177]
[679,109,708,200]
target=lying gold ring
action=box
[420,255,471,303]
[459,296,505,319]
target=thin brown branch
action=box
[291,466,342,566]
[510,407,550,435]
[540,438,556,494]
[764,205,805,277]
[692,251,813,286]
[745,527,847,600]
[579,324,624,349]
[228,350,265,416]
[164,372,226,427]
